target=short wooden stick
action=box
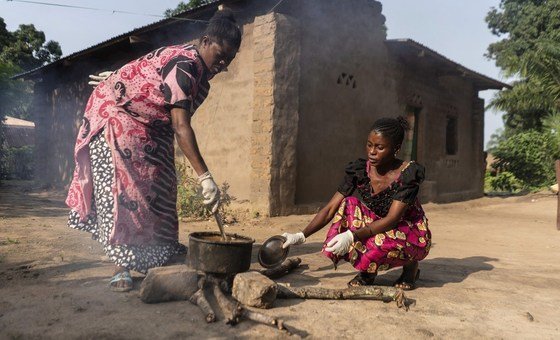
[260,257,302,279]
[189,289,216,323]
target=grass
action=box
[0,238,20,245]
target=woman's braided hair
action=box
[203,9,242,50]
[370,116,410,149]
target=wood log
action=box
[208,276,297,335]
[556,160,560,230]
[211,279,243,325]
[139,265,216,321]
[242,308,287,332]
[189,288,216,323]
[242,308,309,337]
[260,257,302,279]
[277,284,410,309]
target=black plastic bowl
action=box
[258,235,289,268]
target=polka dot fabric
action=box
[68,133,186,274]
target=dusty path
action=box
[0,180,559,339]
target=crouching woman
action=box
[282,117,431,289]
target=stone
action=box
[139,265,199,304]
[232,271,278,309]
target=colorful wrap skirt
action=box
[322,196,431,273]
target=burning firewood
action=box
[189,276,216,323]
[207,275,294,334]
[211,278,243,325]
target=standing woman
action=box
[282,117,431,289]
[66,10,241,292]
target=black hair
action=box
[369,116,410,148]
[202,9,242,50]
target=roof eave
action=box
[12,0,225,80]
[386,39,511,91]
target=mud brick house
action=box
[16,0,508,216]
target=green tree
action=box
[0,17,62,180]
[164,0,211,17]
[0,19,62,71]
[0,62,32,117]
[0,17,61,120]
[492,130,560,188]
[486,0,560,133]
[543,112,560,152]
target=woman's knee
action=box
[344,196,360,205]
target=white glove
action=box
[281,232,306,249]
[198,171,220,213]
[88,71,114,86]
[324,230,354,256]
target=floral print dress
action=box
[66,45,212,273]
[323,159,432,273]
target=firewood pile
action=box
[139,257,410,336]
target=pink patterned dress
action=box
[66,45,212,273]
[323,159,432,274]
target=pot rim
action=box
[189,231,255,245]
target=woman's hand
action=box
[324,230,354,256]
[198,171,220,213]
[282,232,306,248]
[88,71,114,86]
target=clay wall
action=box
[28,0,488,214]
[288,0,399,206]
[389,60,486,202]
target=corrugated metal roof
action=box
[2,126,35,148]
[13,0,224,80]
[386,38,510,90]
[3,116,35,127]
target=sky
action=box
[378,0,506,147]
[0,0,506,147]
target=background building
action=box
[16,0,508,215]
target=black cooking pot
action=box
[188,232,255,274]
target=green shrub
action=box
[0,118,5,183]
[489,171,523,192]
[0,146,34,180]
[492,130,560,189]
[176,162,236,220]
[484,170,494,192]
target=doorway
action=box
[401,106,421,161]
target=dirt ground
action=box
[0,180,559,339]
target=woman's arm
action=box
[301,192,345,238]
[353,200,408,240]
[171,107,221,212]
[170,108,208,176]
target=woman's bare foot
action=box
[393,261,419,290]
[109,266,133,292]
